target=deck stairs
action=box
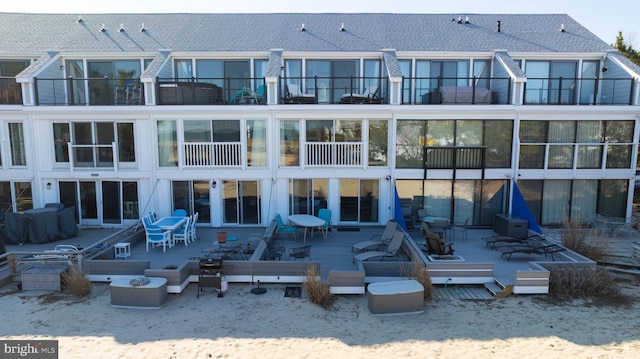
[484,277,513,298]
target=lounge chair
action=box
[499,243,566,261]
[339,86,380,104]
[421,231,454,255]
[353,230,404,262]
[284,85,317,104]
[351,220,397,252]
[483,234,543,249]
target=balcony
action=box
[524,77,635,105]
[34,77,144,106]
[401,77,511,105]
[0,78,22,104]
[280,76,388,104]
[157,77,266,105]
[182,142,242,167]
[306,142,363,167]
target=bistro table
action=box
[288,214,327,244]
[153,216,187,247]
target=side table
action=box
[114,243,131,259]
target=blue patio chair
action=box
[317,208,332,235]
[145,227,171,252]
[275,214,297,240]
[173,209,187,217]
[172,215,191,246]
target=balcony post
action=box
[67,76,74,105]
[34,77,39,105]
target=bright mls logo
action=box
[1,340,58,358]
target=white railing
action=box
[183,142,242,167]
[306,142,363,167]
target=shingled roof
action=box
[0,13,612,53]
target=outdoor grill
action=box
[198,257,223,298]
[199,257,223,271]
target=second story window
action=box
[8,122,26,166]
[53,121,135,167]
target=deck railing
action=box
[156,77,266,105]
[281,76,388,104]
[0,77,22,104]
[401,76,511,105]
[523,77,635,105]
[183,142,242,167]
[306,142,363,166]
[34,77,144,106]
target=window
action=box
[520,120,633,170]
[158,120,177,167]
[289,179,328,216]
[55,121,135,166]
[9,123,26,166]
[396,120,512,169]
[524,61,577,104]
[368,120,388,166]
[247,120,266,167]
[280,120,299,166]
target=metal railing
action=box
[423,146,486,169]
[281,76,388,104]
[34,77,144,106]
[401,76,511,105]
[156,77,266,105]
[0,77,22,104]
[523,77,635,105]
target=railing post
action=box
[34,77,39,105]
[104,76,110,105]
[67,76,74,105]
[593,77,599,105]
[191,77,196,105]
[557,77,563,104]
[471,76,477,104]
[629,77,634,105]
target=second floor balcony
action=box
[0,78,22,104]
[402,76,511,105]
[156,77,266,106]
[34,77,145,106]
[523,77,635,105]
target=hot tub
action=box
[367,280,424,315]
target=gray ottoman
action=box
[367,280,424,315]
[110,277,168,309]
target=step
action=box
[484,281,513,298]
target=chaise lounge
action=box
[353,230,405,262]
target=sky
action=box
[2,0,638,48]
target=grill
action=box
[198,257,223,298]
[199,257,223,270]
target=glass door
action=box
[102,181,121,225]
[339,179,379,223]
[223,180,261,224]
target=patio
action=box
[2,221,611,296]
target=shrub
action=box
[302,265,335,309]
[548,267,632,306]
[61,267,91,297]
[561,219,609,261]
[411,260,433,302]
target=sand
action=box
[1,280,639,359]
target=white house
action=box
[0,13,639,231]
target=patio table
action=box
[153,216,187,247]
[288,214,326,244]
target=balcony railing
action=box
[34,77,144,106]
[157,77,266,105]
[402,76,511,105]
[524,77,635,105]
[306,142,363,166]
[0,77,22,104]
[183,142,242,167]
[423,146,486,169]
[281,76,388,104]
